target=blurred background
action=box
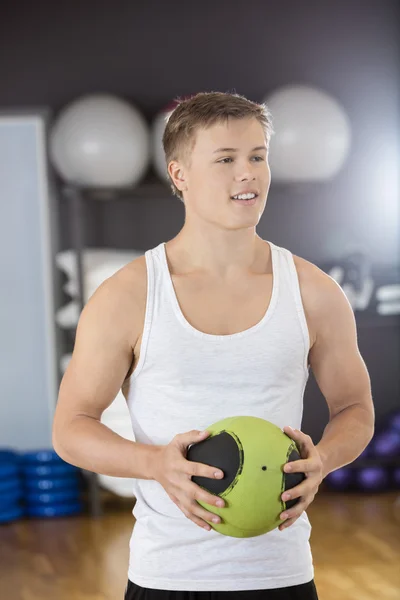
[0,1,399,599]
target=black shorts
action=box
[124,579,319,600]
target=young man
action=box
[53,92,374,599]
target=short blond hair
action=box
[162,91,273,200]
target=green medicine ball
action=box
[186,415,305,538]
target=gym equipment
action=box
[25,475,80,492]
[0,478,22,494]
[0,448,24,523]
[27,490,80,505]
[264,84,351,182]
[21,463,78,478]
[392,468,400,488]
[0,463,19,479]
[186,416,305,538]
[27,501,83,518]
[322,408,400,494]
[0,449,20,463]
[369,430,400,459]
[0,505,25,524]
[0,487,23,508]
[324,467,353,491]
[50,94,150,188]
[356,467,390,492]
[21,450,61,464]
[20,447,83,519]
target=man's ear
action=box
[168,161,187,192]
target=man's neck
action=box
[165,230,268,279]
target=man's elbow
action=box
[355,398,375,441]
[52,428,65,460]
[52,415,72,460]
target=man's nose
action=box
[235,171,256,182]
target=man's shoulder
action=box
[267,239,338,300]
[292,253,326,284]
[115,254,148,288]
[87,255,147,315]
[291,252,349,320]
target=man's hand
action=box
[279,426,323,531]
[152,430,226,531]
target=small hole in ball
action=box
[262,466,267,471]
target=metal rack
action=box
[63,185,103,517]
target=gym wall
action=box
[0,0,398,443]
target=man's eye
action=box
[218,156,264,164]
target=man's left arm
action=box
[279,265,375,530]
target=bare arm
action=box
[301,261,375,477]
[52,264,160,480]
[277,262,375,530]
[52,263,229,531]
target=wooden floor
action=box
[1,488,399,600]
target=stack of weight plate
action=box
[20,450,83,518]
[0,449,25,524]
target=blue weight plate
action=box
[0,478,22,493]
[24,476,80,492]
[20,450,62,464]
[0,464,19,479]
[22,463,78,478]
[27,489,80,504]
[0,488,23,507]
[0,504,25,523]
[0,450,20,463]
[27,501,83,518]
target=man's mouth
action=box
[231,193,258,201]
[231,192,258,206]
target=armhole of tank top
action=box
[129,249,155,381]
[281,247,311,375]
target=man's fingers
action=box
[284,458,311,474]
[187,460,225,481]
[283,427,313,451]
[180,504,212,531]
[282,483,317,503]
[282,483,307,501]
[279,516,298,531]
[173,495,221,531]
[190,483,225,509]
[280,500,307,523]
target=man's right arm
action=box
[52,264,229,531]
[52,267,160,480]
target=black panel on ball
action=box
[284,448,306,509]
[186,432,241,495]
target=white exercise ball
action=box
[265,84,351,182]
[152,103,175,182]
[50,94,150,188]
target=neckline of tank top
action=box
[155,240,280,341]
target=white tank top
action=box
[126,240,314,592]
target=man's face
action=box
[171,117,271,230]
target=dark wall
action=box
[1,0,399,263]
[1,0,399,440]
